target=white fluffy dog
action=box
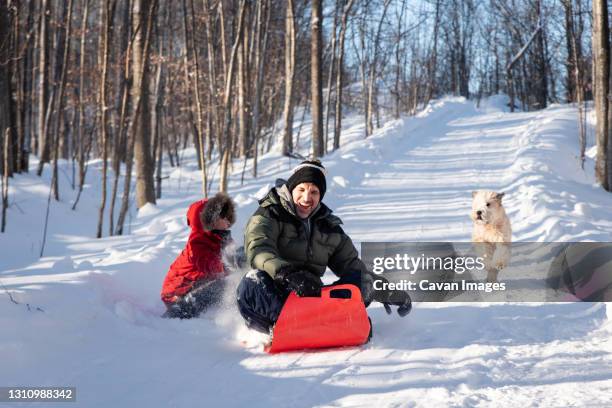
[471,191,512,282]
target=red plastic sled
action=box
[265,284,371,353]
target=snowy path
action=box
[330,97,612,242]
[1,97,611,407]
[235,97,612,407]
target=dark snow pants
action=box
[236,269,363,334]
[163,278,226,319]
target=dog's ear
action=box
[495,192,505,202]
[472,191,478,198]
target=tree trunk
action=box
[593,0,610,191]
[0,1,14,178]
[96,0,115,238]
[13,3,25,174]
[393,0,408,119]
[51,0,75,201]
[563,0,576,102]
[569,0,587,168]
[115,109,137,236]
[356,5,369,137]
[187,0,207,195]
[132,0,157,208]
[311,0,324,157]
[204,0,220,162]
[1,129,8,232]
[282,0,296,156]
[180,0,196,169]
[155,113,164,199]
[238,13,249,158]
[109,1,132,233]
[219,0,247,193]
[152,43,165,200]
[366,0,391,135]
[21,0,35,172]
[36,0,50,175]
[425,0,440,106]
[333,0,354,151]
[534,0,547,109]
[72,0,91,211]
[324,1,339,153]
[251,0,271,177]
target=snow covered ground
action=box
[1,96,611,407]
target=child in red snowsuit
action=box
[161,192,236,318]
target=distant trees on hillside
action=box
[0,0,608,235]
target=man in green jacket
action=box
[236,160,411,334]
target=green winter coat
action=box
[244,185,368,279]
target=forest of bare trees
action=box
[0,0,609,236]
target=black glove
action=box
[275,265,322,297]
[384,292,412,317]
[360,272,376,305]
[367,273,412,317]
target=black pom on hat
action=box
[286,160,327,199]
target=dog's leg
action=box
[492,243,511,270]
[486,268,499,282]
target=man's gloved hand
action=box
[367,273,412,317]
[382,291,412,317]
[275,265,322,297]
[360,272,376,305]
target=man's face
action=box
[291,182,321,219]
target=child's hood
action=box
[186,199,208,232]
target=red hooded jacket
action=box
[161,200,226,303]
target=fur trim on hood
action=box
[200,192,236,229]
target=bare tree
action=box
[185,0,207,195]
[36,0,50,175]
[109,0,132,232]
[367,0,391,135]
[532,0,547,109]
[445,0,476,99]
[324,1,340,152]
[219,0,247,193]
[563,0,587,168]
[132,0,157,208]
[250,0,272,177]
[15,1,35,174]
[506,20,542,113]
[237,3,250,158]
[282,0,296,157]
[0,2,13,179]
[96,0,116,238]
[311,0,324,157]
[116,0,158,234]
[424,0,441,107]
[203,0,220,162]
[72,0,91,211]
[0,2,14,183]
[333,0,355,151]
[0,2,12,226]
[1,129,9,233]
[593,0,610,191]
[51,0,75,201]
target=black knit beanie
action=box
[286,160,327,199]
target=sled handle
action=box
[325,284,361,302]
